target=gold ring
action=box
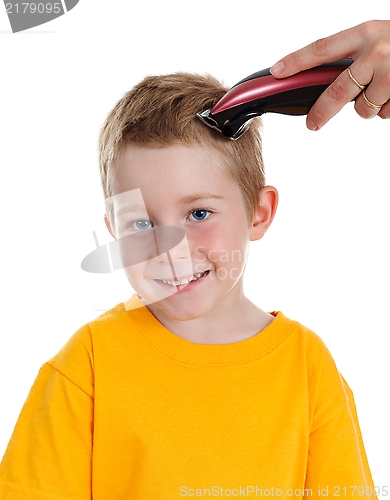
[347,67,366,90]
[362,90,382,109]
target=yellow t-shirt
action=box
[0,294,376,500]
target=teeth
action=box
[160,271,206,286]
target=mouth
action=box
[154,270,211,288]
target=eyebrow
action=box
[115,193,225,215]
[178,193,225,204]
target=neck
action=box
[143,282,274,344]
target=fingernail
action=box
[270,61,284,76]
[307,118,319,131]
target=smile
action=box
[155,270,209,287]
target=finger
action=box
[305,63,373,130]
[378,100,390,119]
[354,68,390,119]
[355,93,385,119]
[270,22,365,78]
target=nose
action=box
[138,207,196,277]
[114,225,185,269]
[156,229,191,264]
[152,227,195,281]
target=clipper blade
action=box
[197,108,254,140]
[196,109,222,133]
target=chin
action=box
[153,295,217,322]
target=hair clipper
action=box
[197,58,354,140]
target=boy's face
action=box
[105,143,274,321]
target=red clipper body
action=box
[197,58,354,139]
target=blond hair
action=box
[98,72,265,233]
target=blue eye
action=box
[188,209,211,222]
[127,209,214,231]
[128,219,153,231]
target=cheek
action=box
[191,224,224,252]
[123,262,147,283]
[195,225,248,267]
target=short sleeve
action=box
[304,369,377,500]
[0,325,94,500]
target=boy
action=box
[0,72,376,499]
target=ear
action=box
[104,213,117,240]
[250,186,279,242]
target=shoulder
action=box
[276,310,337,365]
[277,311,352,431]
[282,312,343,379]
[45,302,127,398]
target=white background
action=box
[0,0,389,489]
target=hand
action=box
[269,20,390,130]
